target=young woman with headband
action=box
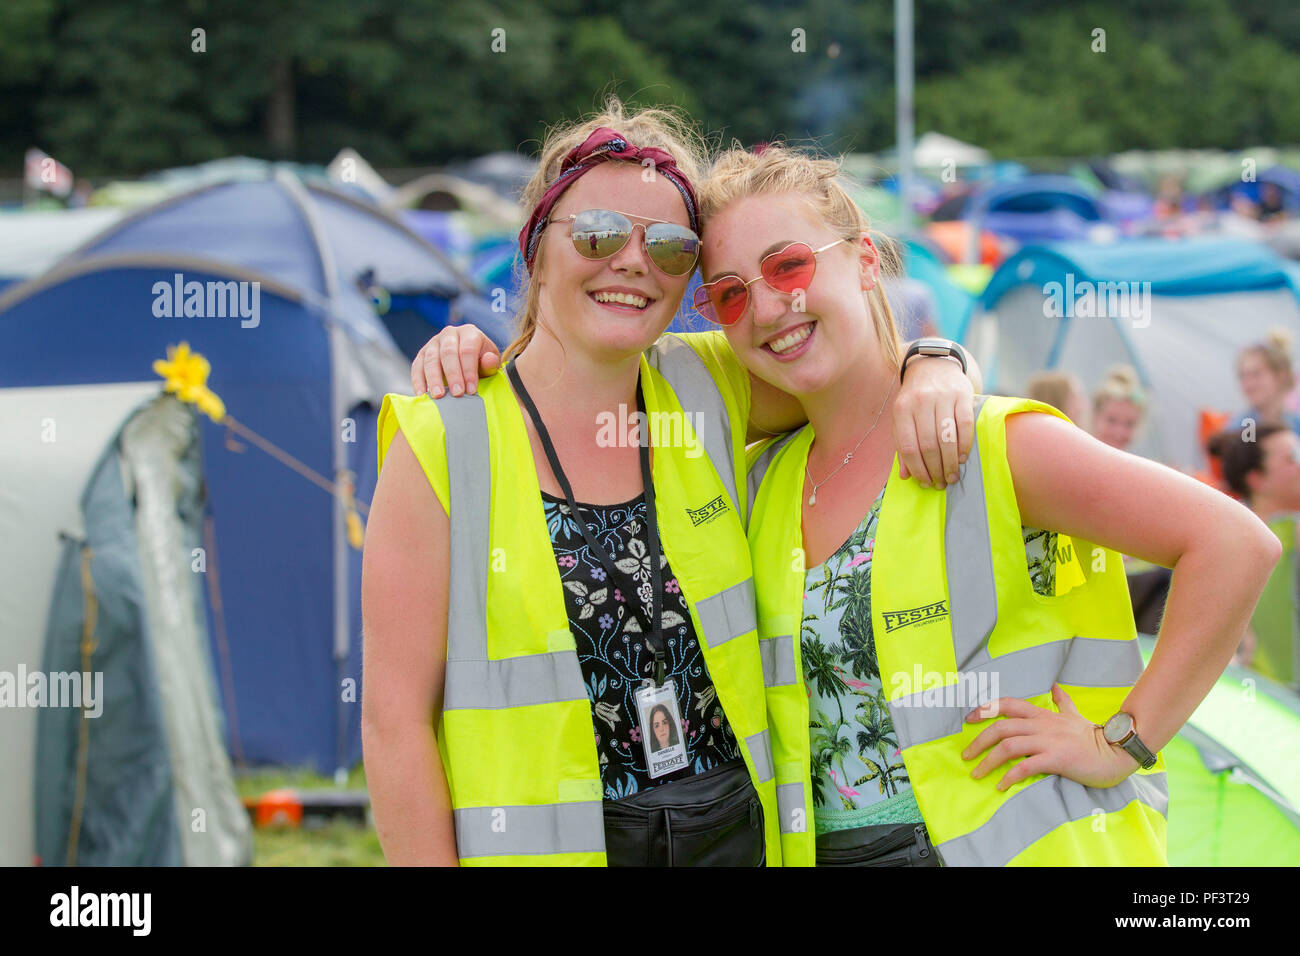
[362,101,977,867]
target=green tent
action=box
[1141,637,1300,865]
[1250,517,1297,689]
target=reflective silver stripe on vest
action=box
[454,802,606,859]
[746,431,798,527]
[760,634,797,687]
[437,394,605,860]
[695,578,757,647]
[935,771,1170,867]
[887,636,1144,749]
[443,654,590,711]
[436,393,586,712]
[945,396,998,670]
[776,781,807,834]
[746,729,775,783]
[923,401,1166,866]
[436,393,492,665]
[648,335,739,512]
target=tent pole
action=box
[895,0,914,235]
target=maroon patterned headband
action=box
[517,127,700,274]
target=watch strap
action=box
[900,338,968,384]
[1119,730,1158,770]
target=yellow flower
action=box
[152,342,226,422]
[345,509,366,549]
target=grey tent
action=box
[33,393,250,866]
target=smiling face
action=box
[1093,397,1141,450]
[1239,350,1287,411]
[700,192,881,397]
[532,162,694,362]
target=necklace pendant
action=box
[808,489,817,506]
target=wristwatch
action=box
[1101,712,1157,769]
[900,338,968,384]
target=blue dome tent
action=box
[0,173,470,806]
[970,175,1115,249]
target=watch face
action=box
[1104,712,1133,743]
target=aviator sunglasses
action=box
[693,239,849,326]
[546,208,701,276]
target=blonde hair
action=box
[1093,364,1147,416]
[1025,371,1084,416]
[697,142,904,370]
[502,97,709,364]
[1238,327,1296,392]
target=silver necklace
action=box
[804,377,896,506]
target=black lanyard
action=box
[507,363,667,686]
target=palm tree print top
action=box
[803,485,1057,833]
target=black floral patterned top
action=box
[541,491,743,800]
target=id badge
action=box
[635,679,687,779]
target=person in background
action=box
[1091,364,1147,452]
[1208,424,1300,686]
[1236,329,1300,435]
[1025,370,1088,429]
[1257,183,1287,225]
[1087,364,1166,632]
[1153,174,1186,221]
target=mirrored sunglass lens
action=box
[645,224,700,276]
[762,244,816,292]
[571,209,631,259]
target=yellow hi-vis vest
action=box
[746,395,1169,866]
[376,337,780,866]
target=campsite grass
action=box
[235,765,387,867]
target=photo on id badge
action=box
[636,680,687,778]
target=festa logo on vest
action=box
[881,600,950,633]
[685,495,729,526]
